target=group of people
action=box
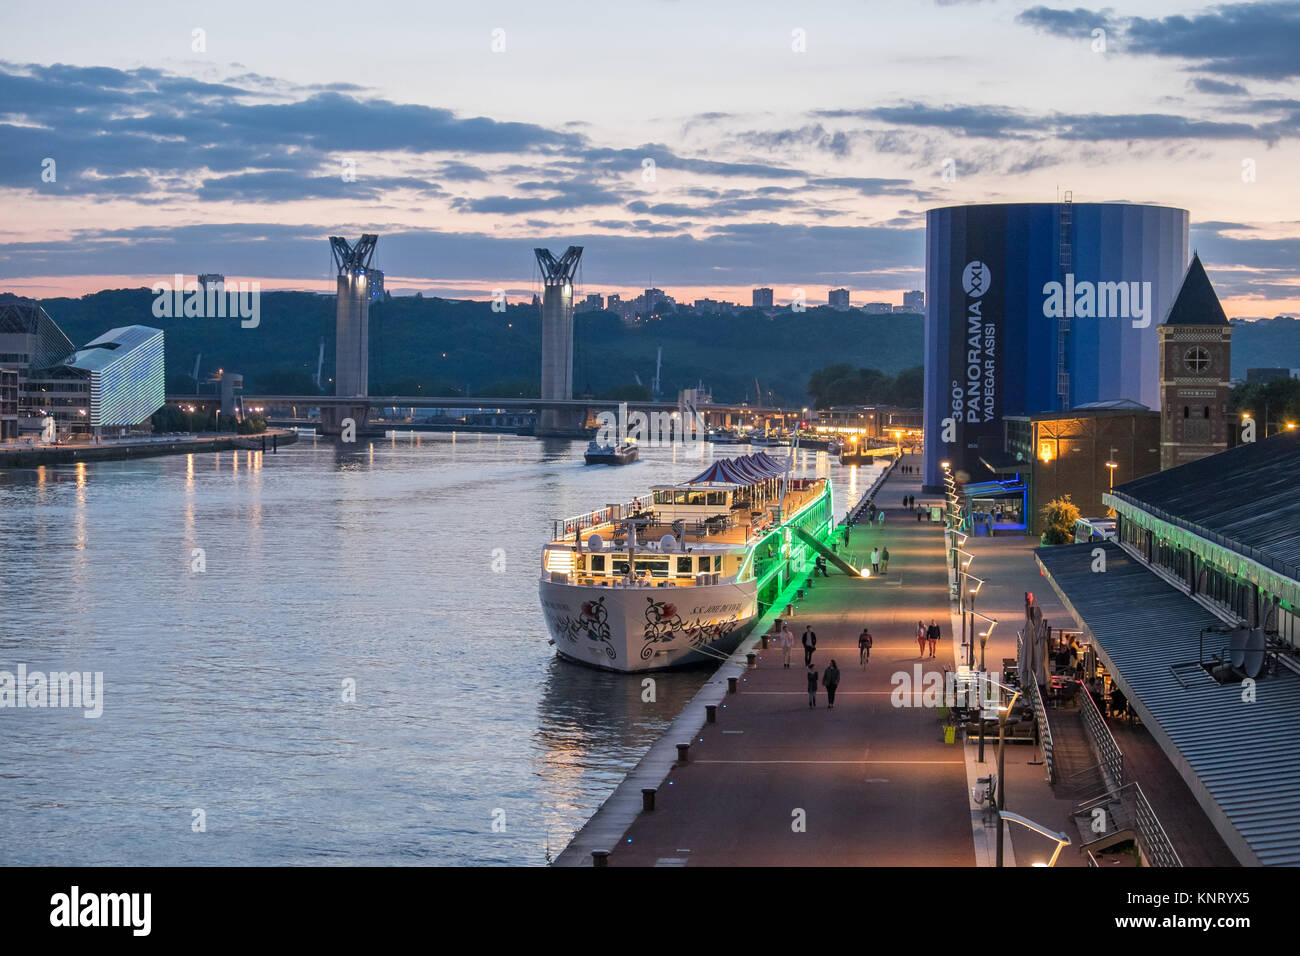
[778,623,842,708]
[869,546,889,575]
[901,494,917,509]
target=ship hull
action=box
[540,578,758,673]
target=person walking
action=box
[801,624,817,667]
[877,510,886,528]
[780,623,794,668]
[858,627,873,667]
[880,546,890,573]
[822,660,841,709]
[806,665,818,708]
[870,547,880,576]
[916,620,927,658]
[926,619,941,659]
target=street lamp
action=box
[964,574,985,667]
[970,611,998,673]
[998,811,1072,867]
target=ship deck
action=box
[547,480,825,550]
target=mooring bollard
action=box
[676,743,690,762]
[727,676,738,694]
[592,850,609,867]
[641,788,656,812]
[796,588,805,601]
[705,704,717,723]
[746,652,757,669]
[761,633,769,649]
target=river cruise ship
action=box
[539,452,834,672]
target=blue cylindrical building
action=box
[923,201,1189,488]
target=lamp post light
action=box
[998,811,1071,867]
[970,610,998,673]
[964,574,984,668]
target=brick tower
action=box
[1159,253,1232,470]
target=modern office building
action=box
[752,287,774,309]
[59,326,166,430]
[923,201,1189,488]
[0,296,165,437]
[1037,429,1300,865]
[828,288,850,311]
[0,366,17,439]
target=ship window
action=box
[714,555,723,571]
[677,556,693,575]
[653,490,670,505]
[1183,406,1189,418]
[1203,406,1210,419]
[634,559,670,577]
[688,491,706,506]
[590,555,606,573]
[706,491,726,506]
[674,491,690,504]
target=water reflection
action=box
[0,435,877,865]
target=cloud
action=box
[0,220,925,290]
[1190,77,1249,96]
[1018,2,1300,79]
[816,102,1277,144]
[450,179,623,214]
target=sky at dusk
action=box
[1,0,1298,316]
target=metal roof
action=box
[1037,542,1300,866]
[1109,429,1300,580]
[63,326,163,374]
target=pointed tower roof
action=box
[1162,252,1229,327]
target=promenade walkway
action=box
[607,456,978,866]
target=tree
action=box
[1229,377,1300,433]
[1040,495,1081,545]
[598,384,653,401]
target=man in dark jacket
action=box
[801,625,817,666]
[926,620,941,659]
[806,666,818,708]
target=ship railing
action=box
[552,501,640,541]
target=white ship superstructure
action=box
[539,452,834,672]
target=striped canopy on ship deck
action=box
[688,452,790,485]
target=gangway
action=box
[791,527,861,576]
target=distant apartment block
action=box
[752,287,774,309]
[903,290,924,312]
[828,288,850,311]
[1246,368,1299,383]
[576,292,605,313]
[862,302,892,314]
[693,298,735,315]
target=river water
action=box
[0,434,879,865]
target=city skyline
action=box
[1,1,1299,317]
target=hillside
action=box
[35,289,924,406]
[30,289,1296,406]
